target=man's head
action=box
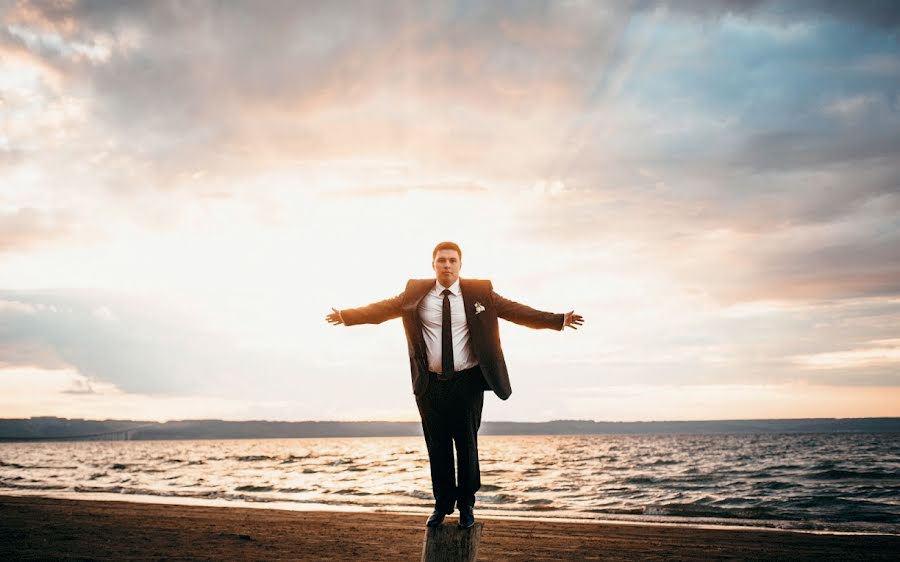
[432,241,462,288]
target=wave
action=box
[405,489,433,501]
[280,454,312,464]
[0,479,68,491]
[333,488,371,496]
[234,485,274,492]
[477,493,515,504]
[0,463,77,470]
[642,503,773,520]
[522,498,553,505]
[751,480,798,490]
[764,464,804,471]
[623,476,659,484]
[806,469,900,481]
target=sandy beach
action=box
[1,496,897,561]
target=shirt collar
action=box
[435,278,461,296]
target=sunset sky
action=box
[2,1,899,423]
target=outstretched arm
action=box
[493,291,584,331]
[493,291,566,331]
[325,293,403,327]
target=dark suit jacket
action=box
[340,278,564,400]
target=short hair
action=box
[432,241,462,261]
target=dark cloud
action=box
[1,0,628,185]
[731,129,900,175]
[646,0,900,30]
[6,0,891,191]
[0,290,257,395]
[745,231,900,300]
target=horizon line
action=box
[8,415,899,424]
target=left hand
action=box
[325,307,344,325]
[564,310,584,330]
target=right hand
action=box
[563,310,584,330]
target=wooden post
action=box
[421,522,484,562]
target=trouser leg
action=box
[453,371,484,509]
[416,386,456,513]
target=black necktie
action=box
[441,289,454,378]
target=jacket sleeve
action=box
[492,289,565,331]
[340,293,403,326]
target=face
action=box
[432,249,462,288]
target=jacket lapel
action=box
[402,280,433,367]
[403,279,434,311]
[460,278,480,336]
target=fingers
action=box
[564,310,584,330]
[325,308,344,325]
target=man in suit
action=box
[325,241,583,528]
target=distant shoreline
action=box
[2,417,898,442]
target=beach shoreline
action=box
[2,495,898,561]
[1,490,895,537]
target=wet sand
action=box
[1,495,897,561]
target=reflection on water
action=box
[2,433,898,534]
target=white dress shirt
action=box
[417,279,478,374]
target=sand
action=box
[1,495,897,561]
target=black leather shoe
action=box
[426,510,447,527]
[457,504,475,529]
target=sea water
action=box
[2,433,898,534]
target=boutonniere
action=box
[474,302,485,315]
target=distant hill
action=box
[0,416,898,442]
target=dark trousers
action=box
[415,365,485,513]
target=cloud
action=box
[327,181,488,199]
[1,1,899,421]
[0,1,629,186]
[792,338,900,370]
[648,0,900,30]
[0,208,82,252]
[0,290,241,395]
[0,367,274,421]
